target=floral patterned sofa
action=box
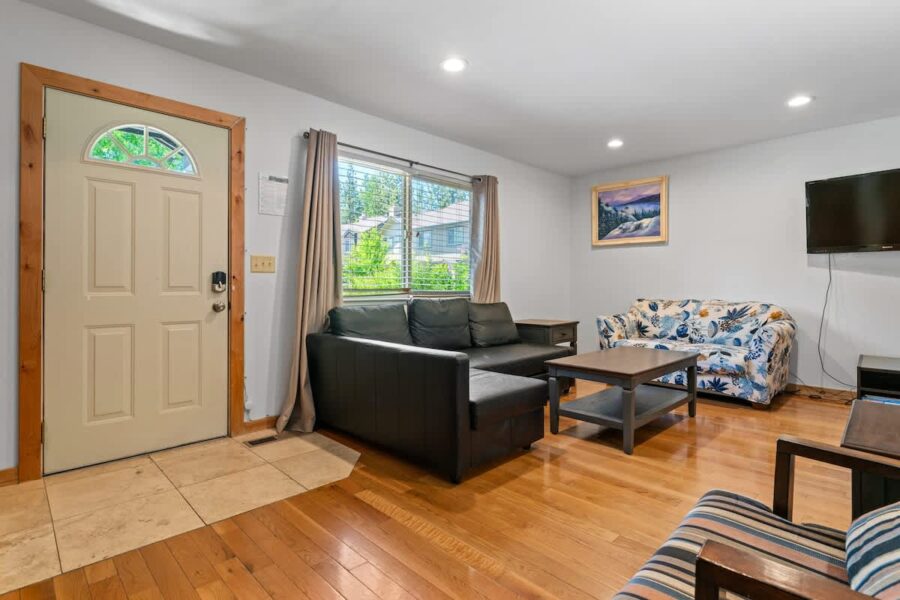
[597,299,796,405]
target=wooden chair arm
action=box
[773,435,900,520]
[695,540,867,600]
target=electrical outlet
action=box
[250,255,276,273]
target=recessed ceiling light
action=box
[440,57,468,73]
[787,94,814,108]
[607,138,624,149]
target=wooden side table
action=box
[858,354,900,399]
[841,399,900,518]
[515,319,578,353]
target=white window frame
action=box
[338,152,473,301]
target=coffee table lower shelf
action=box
[558,384,692,430]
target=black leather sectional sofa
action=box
[307,298,574,482]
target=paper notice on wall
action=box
[258,173,288,216]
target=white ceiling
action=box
[26,0,900,176]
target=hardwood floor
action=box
[6,383,852,599]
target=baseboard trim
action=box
[240,416,278,434]
[785,383,855,404]
[0,467,18,487]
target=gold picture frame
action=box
[591,175,668,247]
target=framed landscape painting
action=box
[591,175,668,247]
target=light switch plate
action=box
[250,255,276,273]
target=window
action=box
[339,156,472,296]
[447,226,465,247]
[87,124,197,175]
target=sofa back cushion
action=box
[408,298,471,349]
[687,301,789,347]
[328,304,413,345]
[846,500,900,598]
[468,302,520,347]
[627,298,791,347]
[627,299,703,340]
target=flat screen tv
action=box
[806,167,900,253]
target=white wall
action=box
[0,1,572,470]
[570,117,900,390]
[7,1,899,475]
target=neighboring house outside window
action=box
[386,232,403,256]
[338,156,472,296]
[343,232,358,253]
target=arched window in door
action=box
[87,124,197,175]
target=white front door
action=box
[43,89,230,474]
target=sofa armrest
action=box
[306,333,471,482]
[744,319,796,402]
[695,540,868,600]
[749,320,796,369]
[773,436,900,520]
[596,313,632,349]
[751,319,797,360]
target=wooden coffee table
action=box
[546,346,699,454]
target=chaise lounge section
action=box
[307,298,573,481]
[597,299,796,405]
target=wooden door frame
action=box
[18,63,255,482]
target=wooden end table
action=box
[515,319,578,353]
[841,398,900,518]
[546,347,699,455]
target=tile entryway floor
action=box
[0,430,360,593]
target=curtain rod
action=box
[303,131,481,182]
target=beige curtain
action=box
[277,129,342,433]
[470,175,500,303]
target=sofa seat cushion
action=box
[613,338,750,376]
[408,297,471,349]
[327,304,413,345]
[614,489,848,599]
[463,343,573,377]
[468,369,546,430]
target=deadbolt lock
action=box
[212,271,227,293]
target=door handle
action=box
[213,301,227,313]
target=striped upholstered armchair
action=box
[615,437,900,599]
